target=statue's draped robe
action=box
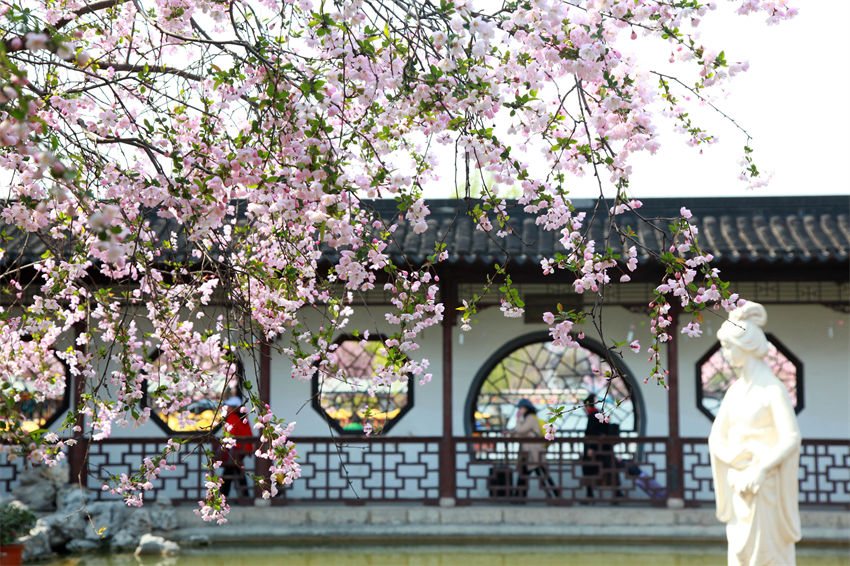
[709,379,801,566]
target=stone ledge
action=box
[171,505,850,547]
[171,523,850,548]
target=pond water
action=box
[43,544,850,566]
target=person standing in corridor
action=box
[220,396,254,499]
[510,398,559,498]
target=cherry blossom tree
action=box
[0,0,794,521]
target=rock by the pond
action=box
[21,522,54,562]
[56,486,90,512]
[149,501,178,531]
[110,509,153,551]
[184,534,211,547]
[40,510,86,547]
[43,463,68,484]
[84,501,129,541]
[13,483,55,511]
[125,508,153,532]
[7,486,183,558]
[134,533,180,557]
[13,468,61,511]
[66,538,101,553]
[111,528,141,552]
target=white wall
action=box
[266,302,669,438]
[266,302,849,441]
[67,302,847,441]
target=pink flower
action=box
[24,33,49,50]
[681,321,702,337]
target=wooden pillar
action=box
[255,340,272,499]
[259,341,271,407]
[68,320,88,487]
[438,278,457,504]
[666,307,685,506]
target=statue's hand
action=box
[733,466,766,495]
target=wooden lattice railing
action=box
[1,437,847,508]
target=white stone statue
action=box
[708,302,802,566]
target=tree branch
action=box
[55,0,131,31]
[106,63,204,82]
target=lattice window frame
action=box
[311,335,415,436]
[141,350,246,435]
[695,333,805,422]
[8,349,71,433]
[463,331,646,437]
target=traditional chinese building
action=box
[2,195,848,509]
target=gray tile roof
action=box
[2,196,847,275]
[361,196,850,269]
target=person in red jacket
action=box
[220,396,253,499]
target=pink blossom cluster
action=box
[543,422,557,441]
[107,439,181,508]
[642,208,745,387]
[543,311,579,349]
[252,408,301,501]
[195,475,229,525]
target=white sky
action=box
[625,0,850,199]
[425,0,850,200]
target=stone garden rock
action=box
[111,528,142,552]
[66,538,101,553]
[7,484,182,559]
[125,508,153,533]
[134,533,180,557]
[184,534,211,547]
[40,510,86,547]
[13,482,56,512]
[41,464,69,488]
[56,486,90,512]
[21,521,53,562]
[84,501,129,541]
[110,508,153,551]
[13,469,59,511]
[149,501,178,531]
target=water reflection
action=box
[47,545,849,566]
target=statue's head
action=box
[717,301,769,364]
